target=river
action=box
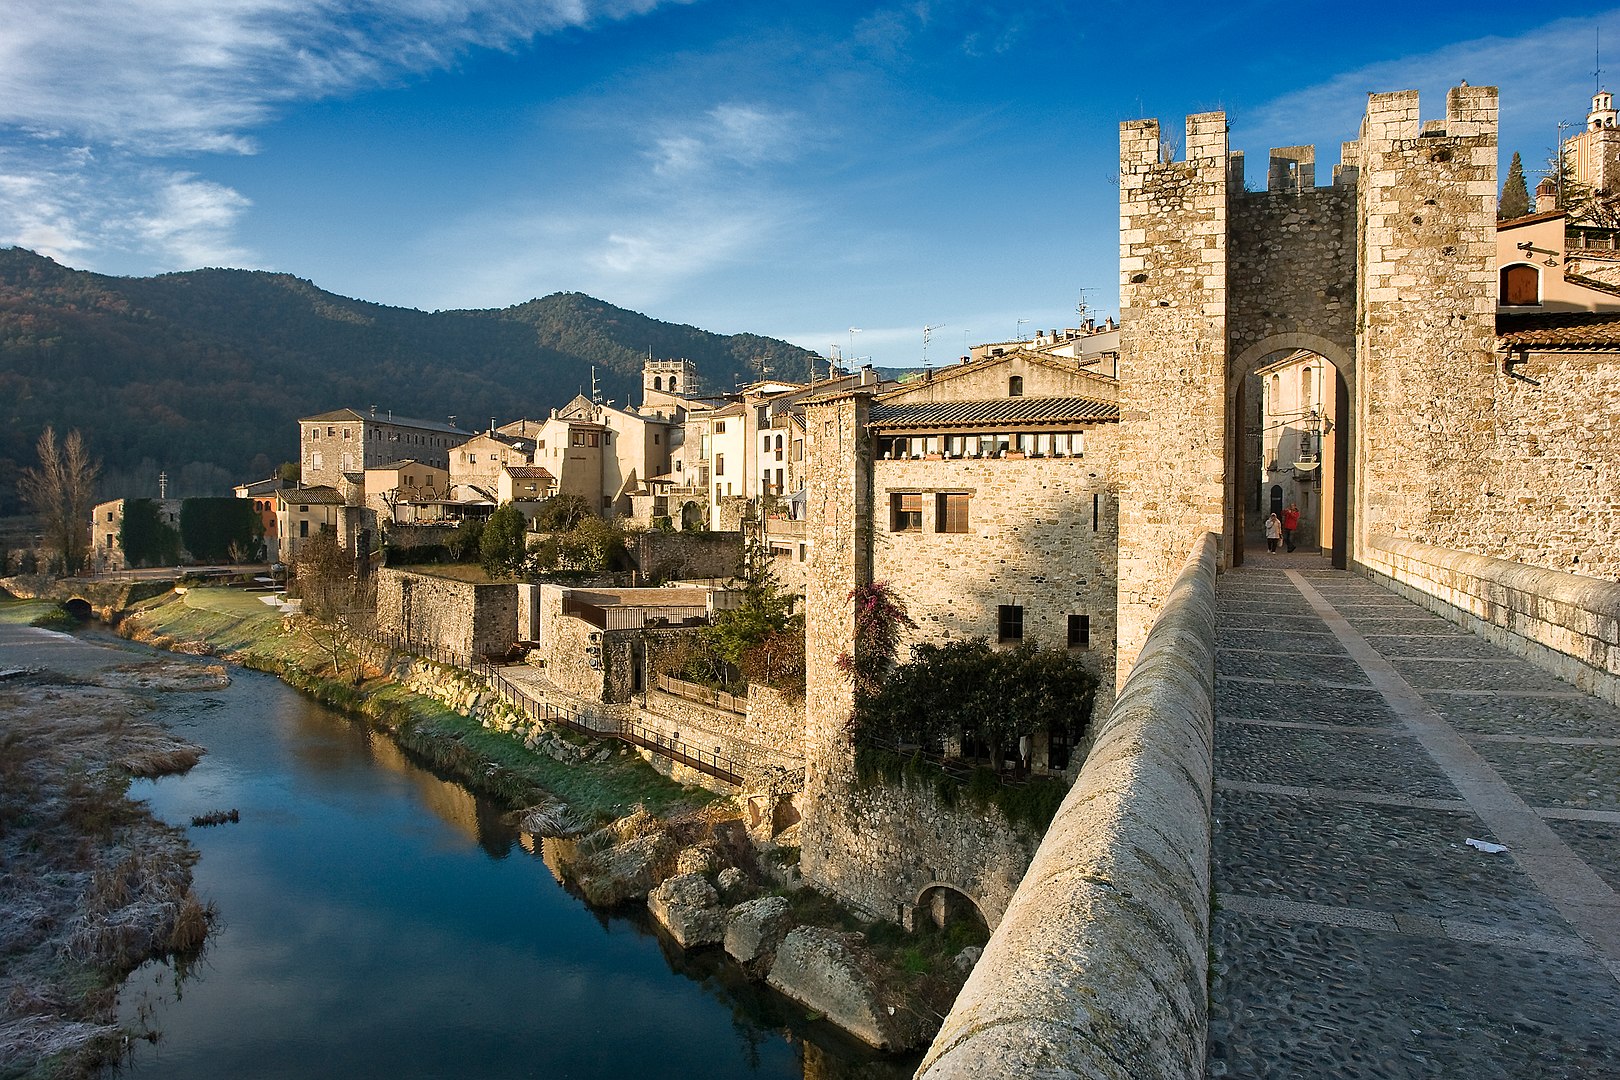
[0,617,908,1080]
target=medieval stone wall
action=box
[374,568,517,660]
[1354,87,1500,551]
[631,682,806,775]
[1115,112,1230,679]
[632,530,742,584]
[871,451,1117,699]
[1228,186,1356,372]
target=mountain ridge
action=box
[0,247,817,513]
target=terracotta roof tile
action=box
[868,396,1119,429]
[1497,311,1620,348]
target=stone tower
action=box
[642,358,698,410]
[1113,87,1499,682]
[1113,112,1231,677]
[797,390,874,906]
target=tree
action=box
[480,503,530,578]
[120,498,183,567]
[276,461,301,486]
[448,517,484,562]
[1499,152,1531,220]
[836,581,915,710]
[179,498,262,563]
[18,427,99,577]
[534,492,591,532]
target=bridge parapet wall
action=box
[1361,535,1620,706]
[916,532,1219,1080]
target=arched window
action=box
[1270,374,1280,402]
[653,376,662,391]
[1500,264,1540,306]
[669,376,678,392]
[1301,367,1313,404]
[1008,375,1024,397]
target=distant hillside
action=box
[0,248,816,513]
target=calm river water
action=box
[1,619,910,1080]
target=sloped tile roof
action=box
[1497,311,1620,348]
[504,466,555,479]
[868,396,1119,429]
[278,486,346,505]
[300,407,470,434]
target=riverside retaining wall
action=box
[916,531,1219,1080]
[1360,534,1620,706]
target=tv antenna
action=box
[922,323,946,369]
[590,365,601,404]
[1075,287,1098,326]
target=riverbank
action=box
[0,606,222,1080]
[113,587,977,1053]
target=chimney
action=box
[1535,177,1558,214]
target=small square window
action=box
[936,492,969,533]
[891,492,922,532]
[998,604,1024,642]
[1068,614,1091,649]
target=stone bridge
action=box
[918,537,1620,1078]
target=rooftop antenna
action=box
[922,323,945,370]
[1075,287,1097,327]
[847,327,861,368]
[590,365,600,405]
[1016,318,1028,341]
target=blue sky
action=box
[2,2,1617,369]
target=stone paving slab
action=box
[1214,788,1568,935]
[1469,743,1620,812]
[1220,628,1348,654]
[1360,633,1505,659]
[1208,912,1620,1080]
[1215,652,1373,685]
[1393,657,1579,693]
[1547,818,1620,894]
[1216,680,1400,727]
[1216,725,1457,798]
[1210,564,1620,1079]
[1426,695,1619,739]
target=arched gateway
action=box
[1114,85,1503,677]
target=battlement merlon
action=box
[1267,145,1315,192]
[1119,112,1228,169]
[1359,86,1498,143]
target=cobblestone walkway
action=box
[1207,560,1620,1080]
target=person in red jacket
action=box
[1282,503,1301,552]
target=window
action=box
[715,453,725,476]
[775,468,784,492]
[997,604,1024,643]
[891,492,922,532]
[936,492,969,533]
[668,376,677,392]
[587,432,600,447]
[572,432,585,446]
[1301,367,1313,403]
[653,434,660,445]
[1093,492,1100,532]
[715,421,727,434]
[653,376,663,391]
[299,520,310,538]
[342,427,351,439]
[327,426,335,436]
[1008,375,1024,397]
[1068,614,1092,649]
[1500,264,1540,306]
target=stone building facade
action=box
[373,567,518,662]
[298,408,469,489]
[1116,84,1620,683]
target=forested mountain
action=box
[0,248,816,514]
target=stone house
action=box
[448,429,538,502]
[90,497,182,571]
[362,460,449,531]
[806,349,1122,774]
[274,486,345,561]
[498,465,558,504]
[298,407,469,490]
[234,478,288,562]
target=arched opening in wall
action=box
[64,597,93,621]
[1231,346,1349,568]
[912,885,990,947]
[680,501,703,531]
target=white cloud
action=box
[1238,11,1620,166]
[0,0,695,155]
[650,103,802,175]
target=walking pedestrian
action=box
[1282,503,1301,552]
[1264,512,1281,553]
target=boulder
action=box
[648,872,725,948]
[573,831,676,907]
[716,866,747,896]
[952,945,983,973]
[766,928,930,1050]
[675,842,720,877]
[724,895,792,967]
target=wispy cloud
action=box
[650,103,802,176]
[1237,12,1620,164]
[0,0,691,271]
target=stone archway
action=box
[1227,333,1356,569]
[912,883,990,940]
[63,597,93,621]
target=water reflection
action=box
[42,644,923,1080]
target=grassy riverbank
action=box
[119,589,709,822]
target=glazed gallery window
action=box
[997,604,1024,642]
[891,492,922,532]
[936,492,969,533]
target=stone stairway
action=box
[1207,561,1620,1079]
